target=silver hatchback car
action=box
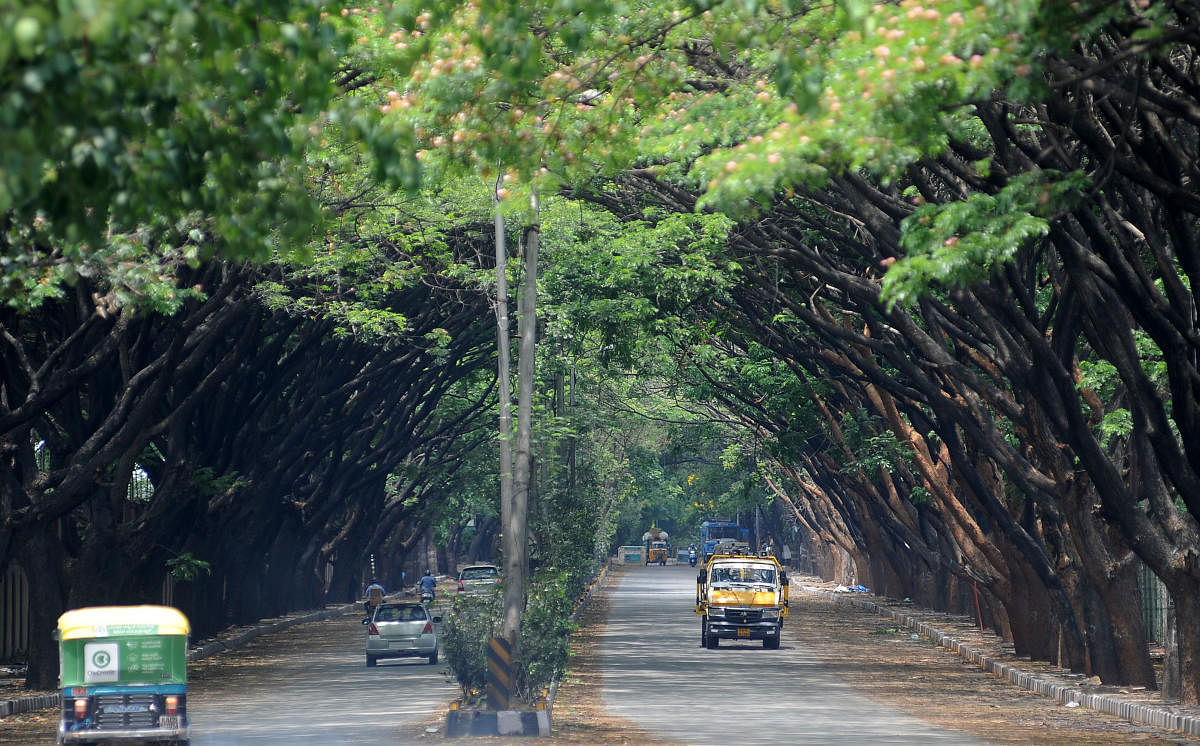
[364,602,440,666]
[455,564,501,594]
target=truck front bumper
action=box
[59,724,189,743]
[707,618,781,640]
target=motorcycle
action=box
[420,588,435,605]
[688,549,698,567]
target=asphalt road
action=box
[185,613,455,745]
[0,610,456,745]
[599,563,981,745]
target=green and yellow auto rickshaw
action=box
[55,605,190,745]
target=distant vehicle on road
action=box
[55,605,190,745]
[642,527,670,565]
[455,564,501,593]
[647,540,669,565]
[364,603,440,666]
[699,517,749,560]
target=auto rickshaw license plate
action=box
[737,628,751,637]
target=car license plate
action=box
[737,628,751,638]
[158,716,182,728]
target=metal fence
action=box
[1,564,29,661]
[1138,563,1171,644]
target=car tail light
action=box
[368,622,380,635]
[74,698,88,719]
[422,621,433,634]
[164,695,179,715]
[457,580,464,591]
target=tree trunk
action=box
[1168,579,1200,704]
[21,525,67,690]
[505,191,539,641]
[495,189,519,642]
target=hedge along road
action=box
[599,562,980,746]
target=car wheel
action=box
[366,654,378,667]
[764,635,780,650]
[428,649,439,665]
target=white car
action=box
[364,602,440,666]
[455,564,501,594]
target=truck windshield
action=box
[710,565,776,585]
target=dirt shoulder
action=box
[787,579,1197,745]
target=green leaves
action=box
[0,0,390,311]
[881,170,1088,307]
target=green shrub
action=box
[514,570,575,703]
[440,570,576,706]
[441,590,500,700]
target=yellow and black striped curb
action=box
[802,582,1200,739]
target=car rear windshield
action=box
[376,605,427,621]
[461,567,498,580]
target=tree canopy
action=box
[6,0,1200,709]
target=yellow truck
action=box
[696,550,788,649]
[646,540,669,565]
[642,528,670,565]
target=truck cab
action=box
[646,540,669,565]
[695,551,788,649]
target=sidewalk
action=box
[797,576,1200,739]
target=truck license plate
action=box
[158,716,182,728]
[737,628,751,637]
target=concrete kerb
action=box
[0,600,362,719]
[802,582,1200,739]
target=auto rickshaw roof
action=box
[57,605,190,640]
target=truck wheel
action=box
[705,632,719,649]
[700,619,707,647]
[763,635,780,650]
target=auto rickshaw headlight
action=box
[73,698,88,719]
[165,696,179,715]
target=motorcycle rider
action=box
[363,579,386,617]
[419,570,437,603]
